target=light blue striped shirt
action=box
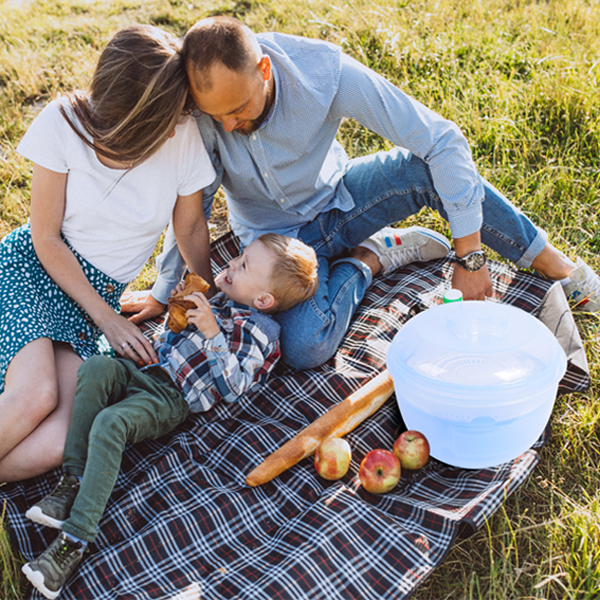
[152,32,484,303]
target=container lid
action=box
[386,301,567,402]
[443,288,463,303]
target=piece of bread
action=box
[166,273,211,333]
[245,370,395,487]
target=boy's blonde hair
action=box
[257,233,319,313]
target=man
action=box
[124,16,600,370]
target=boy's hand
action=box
[184,293,220,339]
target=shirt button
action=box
[279,199,284,203]
[78,332,88,341]
[252,135,257,140]
[105,283,115,293]
[264,173,268,178]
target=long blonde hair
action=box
[60,24,190,166]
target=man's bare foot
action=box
[530,243,576,280]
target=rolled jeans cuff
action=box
[514,227,548,269]
[332,256,373,287]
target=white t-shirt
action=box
[17,98,216,283]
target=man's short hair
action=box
[258,233,319,313]
[182,16,260,92]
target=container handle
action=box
[447,311,509,339]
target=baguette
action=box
[245,369,395,487]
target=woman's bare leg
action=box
[0,341,82,482]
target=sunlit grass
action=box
[1,0,599,597]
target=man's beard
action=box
[241,86,273,135]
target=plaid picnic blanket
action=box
[1,231,590,600]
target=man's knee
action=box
[280,334,340,370]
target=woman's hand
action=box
[99,311,158,366]
[184,293,220,339]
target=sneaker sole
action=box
[22,563,61,600]
[26,506,65,529]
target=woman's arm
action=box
[171,190,217,297]
[29,164,157,365]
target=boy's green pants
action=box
[61,355,189,543]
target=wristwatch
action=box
[455,250,486,272]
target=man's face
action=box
[189,57,273,135]
[214,239,276,309]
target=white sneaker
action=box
[359,226,451,274]
[563,257,600,312]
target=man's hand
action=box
[120,291,166,325]
[451,264,493,300]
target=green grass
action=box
[1,0,600,597]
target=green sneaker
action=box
[26,474,80,529]
[21,532,87,600]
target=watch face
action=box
[458,252,486,271]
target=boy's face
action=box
[215,239,276,310]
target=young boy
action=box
[22,233,318,600]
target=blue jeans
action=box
[274,148,548,369]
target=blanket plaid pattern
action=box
[1,231,589,600]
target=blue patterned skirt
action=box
[0,224,127,393]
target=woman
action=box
[0,24,216,481]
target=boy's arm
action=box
[185,295,280,404]
[203,324,279,403]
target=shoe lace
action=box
[386,245,422,267]
[51,476,77,500]
[582,267,600,298]
[51,539,81,568]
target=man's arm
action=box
[121,191,217,323]
[452,231,493,300]
[331,52,491,298]
[331,52,485,241]
[120,223,183,323]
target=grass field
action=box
[1,0,599,597]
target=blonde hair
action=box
[258,233,319,313]
[60,24,190,166]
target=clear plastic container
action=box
[386,301,567,468]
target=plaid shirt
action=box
[150,293,281,413]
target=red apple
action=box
[393,430,430,470]
[358,449,400,494]
[314,437,352,480]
